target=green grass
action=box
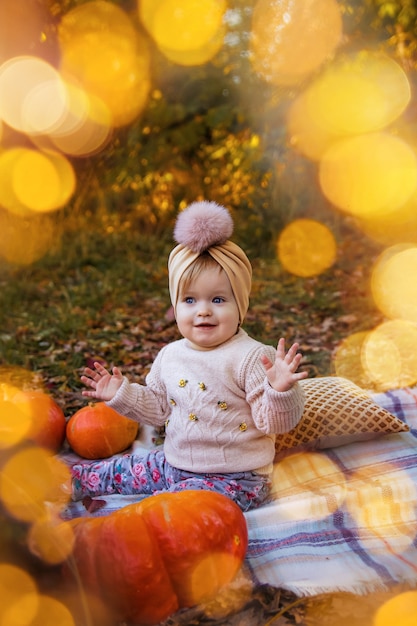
[0,211,397,626]
[0,214,384,416]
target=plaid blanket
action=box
[60,386,417,597]
[246,385,417,596]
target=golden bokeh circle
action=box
[371,244,417,323]
[250,0,342,85]
[362,319,417,391]
[374,591,417,626]
[306,53,410,136]
[0,446,71,522]
[277,219,337,277]
[319,133,417,219]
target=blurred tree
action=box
[35,0,417,257]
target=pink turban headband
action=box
[168,201,252,323]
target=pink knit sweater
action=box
[107,329,305,474]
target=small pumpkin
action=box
[1,385,66,452]
[66,490,248,624]
[66,402,139,459]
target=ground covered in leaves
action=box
[1,224,405,626]
[1,224,384,416]
[157,580,414,626]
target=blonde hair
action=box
[178,253,222,298]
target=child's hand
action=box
[81,362,124,401]
[261,338,307,392]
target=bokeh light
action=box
[0,56,66,136]
[287,52,410,161]
[35,90,113,158]
[348,466,417,553]
[30,595,75,626]
[304,53,410,136]
[0,53,113,157]
[0,210,60,266]
[0,147,75,215]
[53,590,116,626]
[0,4,416,622]
[158,26,225,66]
[28,518,75,565]
[250,0,342,85]
[0,381,24,402]
[50,101,111,156]
[357,188,417,245]
[287,89,342,161]
[0,564,39,626]
[0,148,37,217]
[371,245,417,323]
[31,594,75,626]
[58,0,151,128]
[374,591,417,626]
[0,397,32,449]
[140,0,226,53]
[319,133,417,218]
[44,80,90,139]
[138,0,226,66]
[333,331,375,390]
[362,320,417,391]
[0,365,42,390]
[271,452,347,520]
[190,552,242,605]
[13,149,75,214]
[277,218,337,277]
[0,446,71,522]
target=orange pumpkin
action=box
[2,387,67,452]
[66,490,248,624]
[66,402,139,459]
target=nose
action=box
[197,303,212,317]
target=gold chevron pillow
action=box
[275,377,409,455]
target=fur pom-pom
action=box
[174,201,234,252]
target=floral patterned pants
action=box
[71,449,271,512]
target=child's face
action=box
[176,265,240,350]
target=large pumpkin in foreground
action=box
[66,402,139,458]
[66,490,248,624]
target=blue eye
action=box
[213,297,225,304]
[185,297,195,304]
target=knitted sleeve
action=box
[106,348,170,427]
[239,344,305,434]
